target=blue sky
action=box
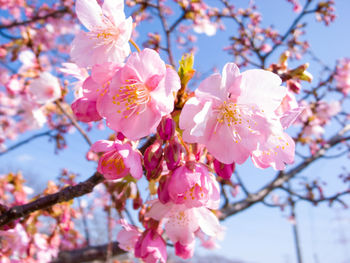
[1,1,350,263]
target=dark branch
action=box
[0,172,104,227]
[0,8,70,30]
[219,126,350,220]
[51,241,126,263]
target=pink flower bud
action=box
[135,229,167,263]
[146,162,163,181]
[116,132,126,141]
[164,138,183,170]
[143,141,163,171]
[213,159,235,180]
[157,116,175,141]
[175,241,195,259]
[71,97,102,122]
[157,175,171,204]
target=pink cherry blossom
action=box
[28,72,61,104]
[174,240,195,259]
[71,97,102,122]
[180,62,295,169]
[335,58,350,94]
[180,63,294,170]
[147,200,223,254]
[71,62,121,122]
[59,62,89,98]
[91,139,143,180]
[71,0,133,67]
[164,161,220,209]
[134,229,167,263]
[97,48,180,140]
[0,224,29,256]
[116,219,141,252]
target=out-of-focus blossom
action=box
[134,229,167,263]
[0,224,29,257]
[29,72,61,104]
[117,219,141,252]
[335,58,350,94]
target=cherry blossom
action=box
[28,72,61,104]
[180,63,295,169]
[335,58,350,94]
[116,219,141,252]
[164,161,220,209]
[71,0,133,67]
[90,139,143,180]
[134,229,167,263]
[147,200,223,257]
[97,48,180,140]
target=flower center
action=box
[101,151,125,174]
[213,101,258,143]
[87,25,120,47]
[113,79,150,119]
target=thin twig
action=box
[55,101,92,146]
[0,8,70,29]
[0,130,55,156]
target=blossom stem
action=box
[129,39,141,53]
[177,134,191,159]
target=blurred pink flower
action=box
[0,224,29,256]
[335,58,350,94]
[134,229,167,263]
[71,0,133,67]
[97,48,180,140]
[117,219,141,252]
[28,72,61,104]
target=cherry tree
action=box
[0,0,349,262]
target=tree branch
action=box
[0,130,55,156]
[0,8,70,30]
[219,125,350,220]
[51,241,125,263]
[0,172,104,227]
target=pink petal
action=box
[90,140,115,153]
[75,0,103,31]
[222,63,241,98]
[238,69,285,113]
[126,49,165,82]
[102,0,125,26]
[195,73,225,101]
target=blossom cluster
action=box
[58,0,305,261]
[4,0,340,262]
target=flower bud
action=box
[71,97,102,122]
[135,229,167,263]
[146,163,163,181]
[143,141,163,171]
[213,159,235,180]
[157,116,175,141]
[157,175,171,204]
[164,138,183,170]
